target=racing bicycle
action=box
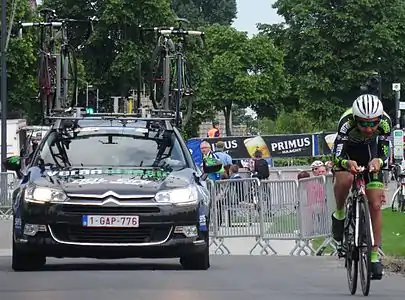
[390,163,405,212]
[340,167,375,296]
[17,8,96,122]
[140,18,204,125]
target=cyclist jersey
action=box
[332,108,392,169]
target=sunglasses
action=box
[357,120,379,128]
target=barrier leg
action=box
[250,237,277,255]
[0,207,12,220]
[210,237,231,255]
[315,236,338,256]
[289,239,316,256]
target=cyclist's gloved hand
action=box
[368,158,382,173]
[347,160,361,173]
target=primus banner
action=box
[187,134,316,161]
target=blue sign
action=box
[186,139,203,166]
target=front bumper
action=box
[13,201,208,259]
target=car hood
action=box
[29,167,195,197]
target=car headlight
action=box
[24,185,68,203]
[155,186,199,205]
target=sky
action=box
[233,0,284,36]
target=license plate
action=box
[82,215,139,228]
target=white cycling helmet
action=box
[352,94,383,119]
[311,160,324,169]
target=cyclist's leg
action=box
[365,144,384,279]
[332,167,353,241]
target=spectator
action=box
[213,141,233,178]
[229,164,242,179]
[297,171,310,180]
[248,150,269,180]
[315,165,328,175]
[199,141,224,181]
[299,169,327,237]
[311,160,326,176]
[207,120,221,138]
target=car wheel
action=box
[12,239,46,272]
[180,232,210,270]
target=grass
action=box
[226,211,299,234]
[312,209,405,257]
[381,209,405,257]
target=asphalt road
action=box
[0,256,403,300]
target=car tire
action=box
[12,238,46,271]
[180,232,210,270]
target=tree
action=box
[42,0,175,100]
[171,0,237,26]
[199,24,288,135]
[260,0,405,121]
[1,0,38,121]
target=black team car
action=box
[4,109,221,271]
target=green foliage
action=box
[260,0,405,121]
[1,0,38,121]
[7,0,405,147]
[199,24,288,135]
[258,109,339,135]
[171,0,237,26]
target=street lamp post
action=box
[1,0,8,200]
[86,83,93,107]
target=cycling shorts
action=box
[333,140,384,189]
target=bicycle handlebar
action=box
[139,25,205,43]
[17,17,97,38]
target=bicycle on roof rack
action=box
[139,18,204,120]
[16,8,97,123]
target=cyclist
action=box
[332,94,391,280]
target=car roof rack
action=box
[45,107,181,132]
[46,107,178,121]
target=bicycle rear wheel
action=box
[359,199,372,296]
[61,44,78,109]
[344,198,358,295]
[148,45,165,109]
[38,53,56,123]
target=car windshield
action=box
[38,127,187,169]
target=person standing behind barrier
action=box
[216,164,243,226]
[199,141,224,181]
[311,160,326,176]
[248,150,269,180]
[297,171,310,180]
[213,141,233,179]
[229,164,242,179]
[207,120,221,137]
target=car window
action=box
[38,130,187,169]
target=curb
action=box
[0,249,11,256]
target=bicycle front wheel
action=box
[359,199,372,296]
[344,199,358,295]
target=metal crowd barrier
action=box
[208,171,337,256]
[0,172,17,220]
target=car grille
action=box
[61,205,160,215]
[51,224,172,244]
